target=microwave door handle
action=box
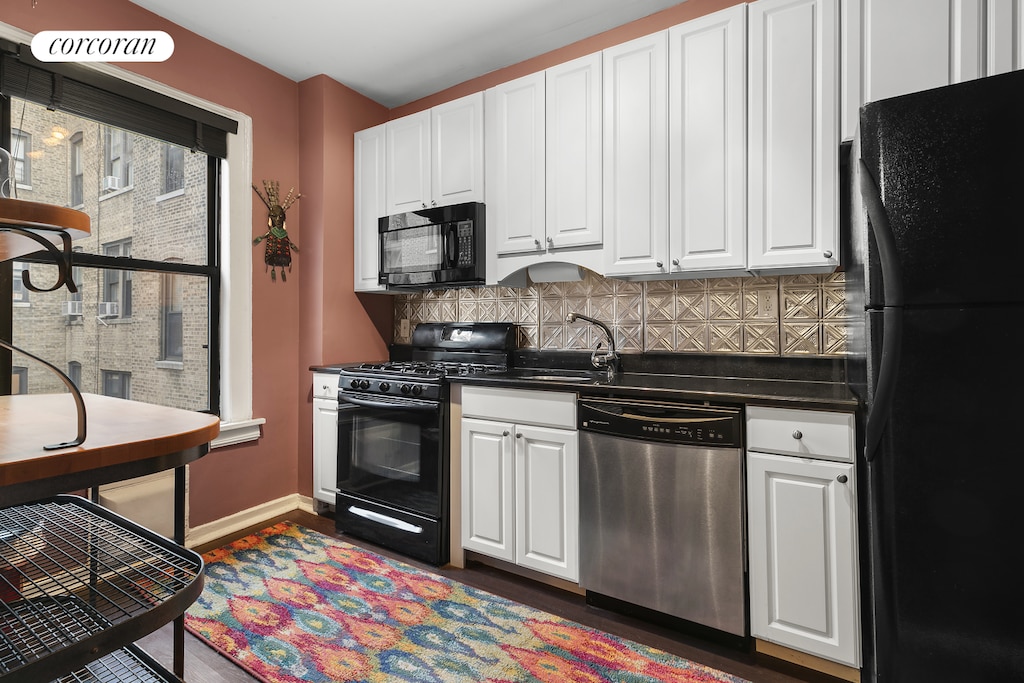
[445,224,458,267]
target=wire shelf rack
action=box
[0,496,203,682]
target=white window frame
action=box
[0,21,263,447]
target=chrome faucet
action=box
[566,312,619,376]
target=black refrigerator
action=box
[847,69,1024,683]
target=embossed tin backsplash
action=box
[393,270,849,357]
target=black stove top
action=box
[338,322,518,401]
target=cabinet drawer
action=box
[747,406,855,462]
[462,385,575,429]
[312,372,339,400]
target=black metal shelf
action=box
[0,496,204,682]
[52,645,179,683]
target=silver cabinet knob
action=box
[672,258,679,266]
[656,261,663,268]
[322,385,330,392]
[836,474,848,484]
[792,430,803,440]
[516,432,523,439]
[534,239,541,246]
[431,200,437,207]
[823,250,833,258]
[546,236,553,243]
[421,202,427,209]
[502,430,510,437]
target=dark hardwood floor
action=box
[137,510,845,683]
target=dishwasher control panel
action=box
[577,397,742,447]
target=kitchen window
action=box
[1,40,235,418]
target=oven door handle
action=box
[340,394,439,411]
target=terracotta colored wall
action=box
[296,75,390,498]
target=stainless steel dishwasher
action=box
[578,396,746,637]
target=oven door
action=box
[335,393,450,564]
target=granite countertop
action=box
[313,352,860,412]
[453,369,857,411]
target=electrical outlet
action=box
[399,318,411,338]
[757,290,777,318]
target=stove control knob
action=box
[349,379,360,389]
[411,385,423,396]
[359,379,371,390]
[400,384,411,394]
[379,382,391,393]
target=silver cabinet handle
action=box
[421,202,427,209]
[656,261,663,268]
[672,258,679,266]
[792,430,803,440]
[546,236,553,243]
[516,432,522,439]
[431,200,437,207]
[823,250,833,258]
[836,474,848,484]
[534,239,541,246]
[502,430,509,437]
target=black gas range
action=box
[334,322,517,565]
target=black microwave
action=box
[378,202,485,290]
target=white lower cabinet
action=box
[746,406,860,668]
[312,372,339,508]
[461,387,579,583]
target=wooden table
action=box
[0,393,220,680]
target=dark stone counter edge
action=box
[313,351,859,412]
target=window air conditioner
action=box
[101,175,120,192]
[61,300,83,316]
[97,301,119,318]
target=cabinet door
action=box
[747,451,860,667]
[487,73,547,256]
[312,397,339,506]
[515,425,579,582]
[842,0,984,141]
[603,32,669,277]
[432,92,484,207]
[461,417,516,563]
[986,0,1024,76]
[386,110,431,215]
[354,124,387,292]
[547,52,603,250]
[748,0,839,273]
[668,5,747,276]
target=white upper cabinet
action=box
[986,0,1024,76]
[353,124,387,292]
[432,92,485,207]
[386,92,483,215]
[546,53,603,251]
[486,54,603,284]
[747,0,840,274]
[386,109,431,215]
[668,5,748,278]
[603,31,669,277]
[840,0,1012,141]
[487,72,547,256]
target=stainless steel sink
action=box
[501,369,607,383]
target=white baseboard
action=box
[186,493,318,548]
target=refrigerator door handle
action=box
[859,159,904,307]
[859,159,904,462]
[865,307,903,462]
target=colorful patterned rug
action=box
[185,522,751,683]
